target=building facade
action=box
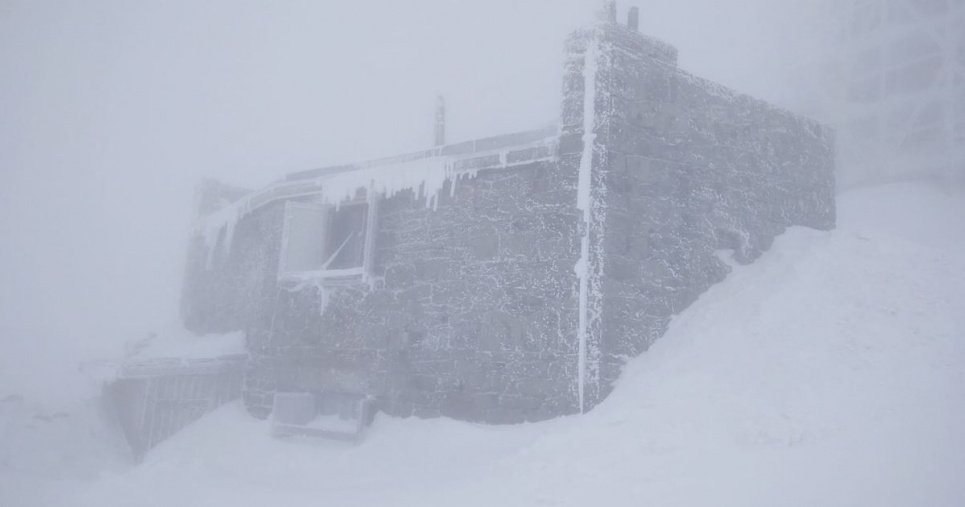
[182,13,836,425]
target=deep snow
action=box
[2,181,963,506]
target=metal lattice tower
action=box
[795,0,965,188]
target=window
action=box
[279,193,376,282]
[323,203,368,270]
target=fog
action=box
[3,2,965,507]
[0,0,810,406]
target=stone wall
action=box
[244,160,586,423]
[569,24,836,402]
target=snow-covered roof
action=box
[284,125,558,182]
[130,330,247,361]
[81,329,248,381]
[197,125,559,263]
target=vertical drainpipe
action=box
[576,38,600,414]
[574,2,621,416]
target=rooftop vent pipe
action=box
[628,6,639,31]
[598,1,617,23]
[434,95,446,147]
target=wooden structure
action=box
[104,354,247,460]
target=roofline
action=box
[196,125,561,228]
[284,124,559,182]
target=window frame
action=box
[277,192,378,285]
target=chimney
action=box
[434,95,446,147]
[628,6,639,31]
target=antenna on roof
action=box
[597,1,617,24]
[434,94,446,147]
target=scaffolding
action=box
[794,0,965,188]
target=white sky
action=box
[0,0,810,406]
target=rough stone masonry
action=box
[181,14,835,426]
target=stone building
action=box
[181,9,835,428]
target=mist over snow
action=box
[1,0,963,506]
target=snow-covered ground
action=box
[2,181,963,506]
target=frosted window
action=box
[323,204,368,270]
[282,204,326,273]
[281,200,370,276]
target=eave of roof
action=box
[214,125,559,219]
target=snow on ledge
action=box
[130,329,248,362]
[79,328,248,382]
